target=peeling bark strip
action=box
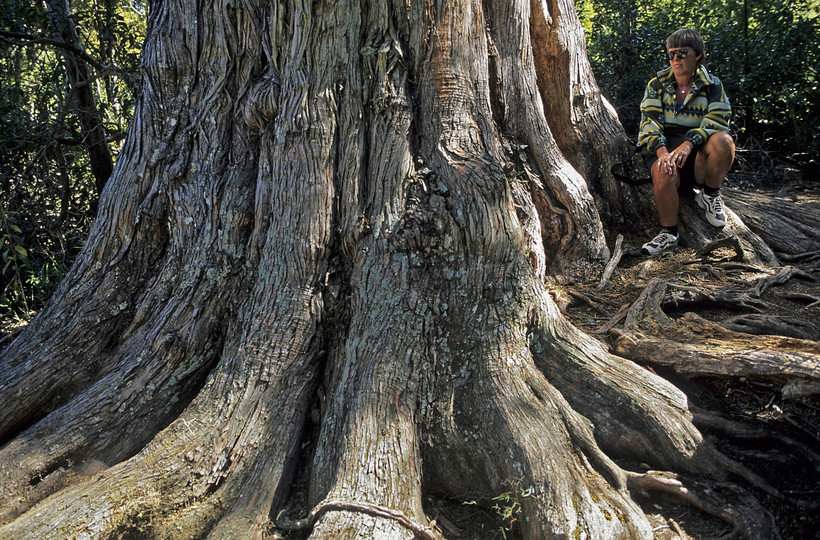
[0,0,808,539]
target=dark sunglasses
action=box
[667,49,691,60]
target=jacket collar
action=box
[657,65,712,95]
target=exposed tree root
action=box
[611,280,820,395]
[782,379,820,400]
[697,236,756,263]
[678,190,779,267]
[626,471,780,540]
[720,314,819,340]
[663,285,771,313]
[752,265,816,296]
[779,250,820,264]
[692,407,820,471]
[278,498,438,540]
[777,291,820,306]
[724,188,820,258]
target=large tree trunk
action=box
[0,0,811,538]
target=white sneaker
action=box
[696,190,727,227]
[641,231,678,255]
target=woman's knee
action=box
[652,168,679,190]
[706,132,736,157]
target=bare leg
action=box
[651,162,681,227]
[694,132,735,188]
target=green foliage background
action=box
[1,0,817,331]
[576,0,820,160]
[0,0,145,330]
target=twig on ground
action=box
[596,234,624,291]
[594,303,630,334]
[638,260,652,280]
[669,519,686,538]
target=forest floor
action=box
[562,179,818,539]
[425,177,819,539]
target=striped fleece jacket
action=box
[638,65,731,155]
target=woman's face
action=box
[667,46,701,78]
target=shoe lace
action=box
[711,194,724,214]
[653,232,672,245]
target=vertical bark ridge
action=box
[0,0,267,442]
[529,0,652,234]
[529,0,622,181]
[406,2,646,534]
[0,103,171,441]
[410,256,649,538]
[486,0,609,280]
[299,3,429,536]
[306,248,429,539]
[0,0,267,524]
[0,0,340,533]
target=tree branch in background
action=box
[0,30,120,75]
[43,0,114,194]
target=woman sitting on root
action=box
[638,28,736,255]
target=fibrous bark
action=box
[725,187,820,257]
[0,0,806,539]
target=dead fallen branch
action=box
[596,234,624,291]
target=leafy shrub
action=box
[0,0,145,331]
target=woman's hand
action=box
[656,142,694,174]
[656,147,677,174]
[670,141,694,168]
